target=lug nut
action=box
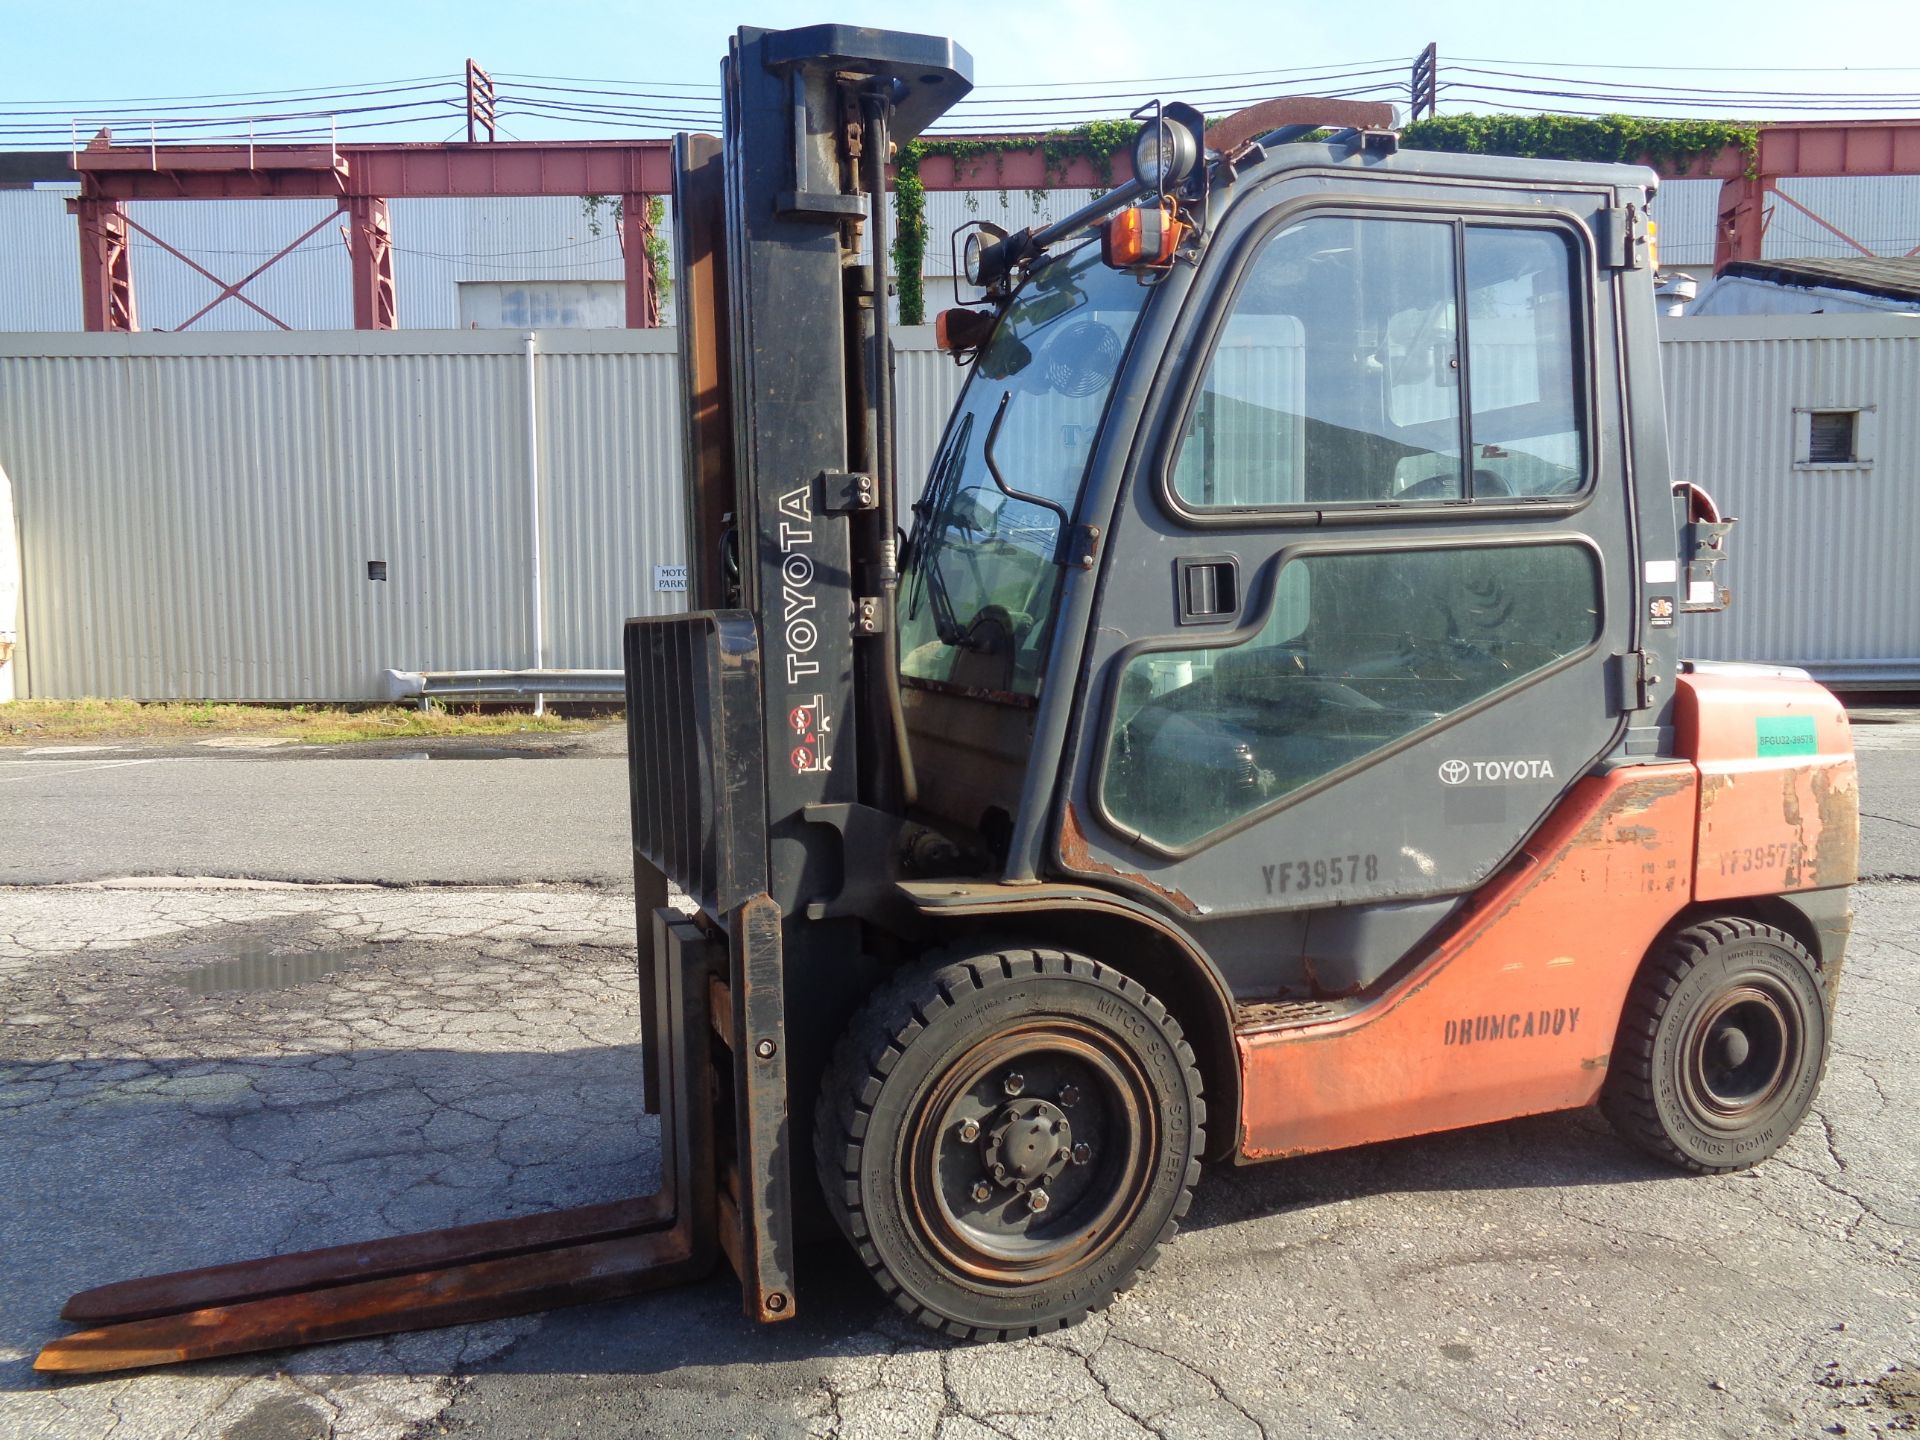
[1058,1084,1081,1106]
[958,1118,980,1143]
[1027,1189,1051,1214]
[971,1181,992,1203]
[1002,1072,1025,1097]
[1071,1143,1092,1166]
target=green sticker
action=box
[1756,715,1818,758]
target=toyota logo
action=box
[1438,759,1470,786]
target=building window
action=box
[1794,407,1874,469]
[1809,411,1856,464]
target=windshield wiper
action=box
[907,417,978,648]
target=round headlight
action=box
[963,230,989,288]
[1131,115,1199,191]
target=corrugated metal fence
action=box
[0,329,688,699]
[1,316,1912,699]
[0,327,962,700]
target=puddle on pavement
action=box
[172,948,366,995]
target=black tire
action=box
[813,947,1204,1340]
[1602,918,1830,1174]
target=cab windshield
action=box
[899,242,1150,699]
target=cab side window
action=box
[1168,215,1586,511]
[1463,228,1583,496]
[1101,543,1601,851]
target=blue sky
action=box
[3,0,1918,147]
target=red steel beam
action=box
[71,118,1920,203]
[621,193,660,329]
[66,197,136,332]
[74,140,675,202]
[1755,119,1920,179]
[346,196,398,329]
[1702,119,1920,270]
[73,137,1114,201]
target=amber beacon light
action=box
[1102,203,1185,269]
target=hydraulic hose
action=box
[862,90,919,809]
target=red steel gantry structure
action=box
[68,133,673,332]
[63,116,1920,332]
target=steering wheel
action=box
[1396,466,1512,502]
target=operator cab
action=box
[906,101,1678,1001]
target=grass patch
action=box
[0,699,605,746]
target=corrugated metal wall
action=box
[3,318,1915,700]
[894,329,967,502]
[0,188,640,333]
[1645,175,1920,271]
[1768,176,1920,259]
[1659,313,1920,682]
[0,329,684,699]
[1648,179,1720,267]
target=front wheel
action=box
[814,948,1204,1339]
[1602,918,1831,1174]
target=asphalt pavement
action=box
[0,713,1915,1440]
[0,727,633,886]
[4,714,1916,889]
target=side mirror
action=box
[1675,482,1735,613]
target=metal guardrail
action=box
[382,668,624,699]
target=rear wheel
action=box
[814,947,1204,1339]
[1602,918,1830,1174]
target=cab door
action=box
[1053,169,1645,995]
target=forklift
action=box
[38,23,1858,1371]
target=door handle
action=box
[1176,556,1239,624]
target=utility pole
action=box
[1410,43,1438,122]
[466,59,497,143]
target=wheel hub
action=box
[1687,983,1795,1119]
[983,1098,1072,1192]
[1714,1024,1751,1069]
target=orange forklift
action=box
[38,23,1857,1371]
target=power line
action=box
[493,70,719,92]
[1438,81,1920,113]
[0,74,457,107]
[937,66,1407,111]
[1449,65,1920,102]
[0,80,462,120]
[969,58,1410,89]
[1452,55,1920,74]
[493,57,1417,92]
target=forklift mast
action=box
[626,25,973,1321]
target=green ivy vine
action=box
[1400,114,1758,178]
[891,121,1142,324]
[891,144,927,328]
[580,194,673,308]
